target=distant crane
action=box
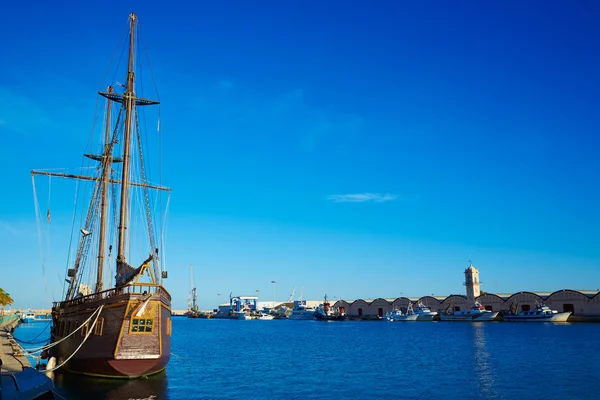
[188,264,198,315]
[288,287,296,303]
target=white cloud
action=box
[327,193,398,203]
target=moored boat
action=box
[414,302,438,321]
[314,295,347,321]
[504,304,571,322]
[20,310,36,323]
[32,13,172,378]
[289,300,316,320]
[439,302,499,322]
[236,311,252,320]
[385,303,419,321]
[256,312,274,320]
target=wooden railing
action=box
[52,283,172,308]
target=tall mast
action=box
[96,85,113,294]
[116,13,137,265]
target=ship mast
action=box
[32,12,166,300]
[116,13,137,266]
[96,85,113,294]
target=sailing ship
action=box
[31,13,172,378]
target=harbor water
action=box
[15,318,600,400]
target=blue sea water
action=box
[14,318,600,400]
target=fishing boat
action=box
[31,13,172,378]
[504,304,571,322]
[439,302,499,322]
[385,303,419,322]
[20,310,36,323]
[414,302,438,321]
[314,295,347,321]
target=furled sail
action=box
[116,254,153,286]
[116,260,142,286]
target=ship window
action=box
[94,317,104,335]
[131,317,154,333]
[81,322,89,337]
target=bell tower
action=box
[464,263,481,303]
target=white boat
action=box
[234,311,252,320]
[414,302,438,321]
[385,303,419,321]
[504,304,571,322]
[439,302,499,322]
[256,312,274,320]
[288,300,316,320]
[21,310,36,323]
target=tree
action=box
[0,288,14,316]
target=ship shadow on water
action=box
[53,371,168,400]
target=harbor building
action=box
[332,264,600,321]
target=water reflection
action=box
[53,371,168,400]
[470,323,499,398]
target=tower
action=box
[464,263,481,303]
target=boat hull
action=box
[439,311,499,322]
[50,288,171,378]
[315,313,347,321]
[289,311,315,320]
[504,312,571,322]
[415,314,436,321]
[389,314,419,322]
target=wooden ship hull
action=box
[50,285,171,378]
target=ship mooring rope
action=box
[17,304,104,358]
[43,304,105,372]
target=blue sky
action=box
[1,1,599,310]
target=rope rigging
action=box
[134,106,161,282]
[14,304,105,374]
[65,106,125,299]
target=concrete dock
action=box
[0,316,31,373]
[1,315,56,399]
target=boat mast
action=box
[116,13,137,266]
[96,85,113,294]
